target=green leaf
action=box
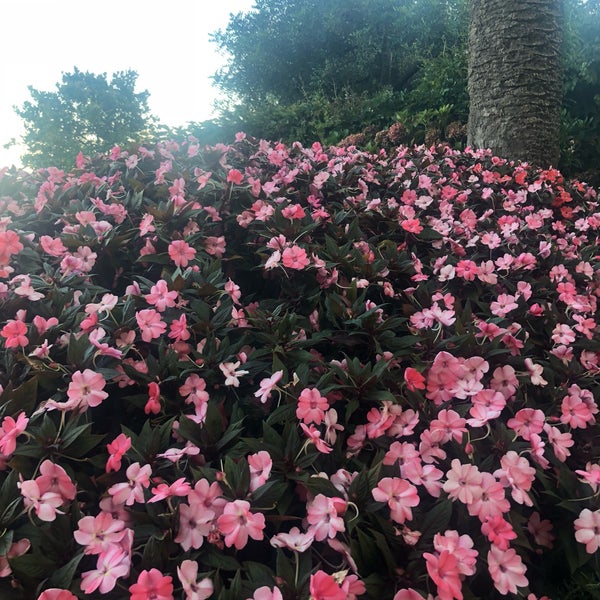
[47,552,84,590]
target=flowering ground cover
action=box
[0,135,598,600]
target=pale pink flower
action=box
[217,500,266,549]
[270,526,314,552]
[507,408,545,440]
[487,545,528,595]
[219,360,249,387]
[306,494,346,541]
[107,462,152,506]
[433,530,477,576]
[174,501,214,551]
[494,451,535,506]
[575,462,600,492]
[393,590,425,600]
[149,477,192,502]
[429,409,467,444]
[300,422,332,454]
[574,508,600,553]
[443,459,483,505]
[36,460,76,502]
[74,512,127,554]
[0,538,30,578]
[177,560,214,600]
[18,479,63,521]
[523,358,548,386]
[466,472,510,520]
[80,545,130,594]
[136,308,167,342]
[247,586,283,600]
[254,370,283,403]
[248,451,272,492]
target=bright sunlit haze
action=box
[0,0,254,167]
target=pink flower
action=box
[393,590,425,600]
[168,240,196,268]
[574,508,600,553]
[494,451,535,506]
[136,308,167,342]
[217,499,265,549]
[219,361,249,387]
[149,477,192,503]
[174,500,214,551]
[270,526,314,552]
[129,568,174,600]
[106,433,131,473]
[0,538,30,577]
[309,570,345,600]
[177,560,214,600]
[145,279,178,312]
[74,512,127,554]
[247,586,283,600]
[487,545,528,595]
[36,460,77,502]
[37,590,77,600]
[18,479,63,521]
[248,450,272,491]
[204,235,226,257]
[0,411,28,456]
[227,168,244,185]
[424,550,463,600]
[404,367,426,391]
[481,514,517,550]
[300,422,332,454]
[527,511,554,548]
[107,462,152,506]
[65,368,108,411]
[306,494,346,541]
[145,381,162,415]
[372,477,420,524]
[1,319,28,348]
[443,459,483,505]
[254,370,283,403]
[296,387,329,424]
[281,245,310,270]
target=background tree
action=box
[15,68,155,169]
[467,0,563,167]
[206,0,468,145]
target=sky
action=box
[0,0,255,167]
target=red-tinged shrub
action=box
[0,136,598,600]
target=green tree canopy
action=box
[15,68,155,169]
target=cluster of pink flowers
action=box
[0,136,598,599]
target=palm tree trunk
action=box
[467,0,563,167]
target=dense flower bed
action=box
[0,136,598,600]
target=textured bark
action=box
[467,0,563,167]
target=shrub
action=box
[0,136,598,600]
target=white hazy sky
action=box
[0,0,255,167]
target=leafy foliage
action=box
[14,69,155,170]
[0,136,598,599]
